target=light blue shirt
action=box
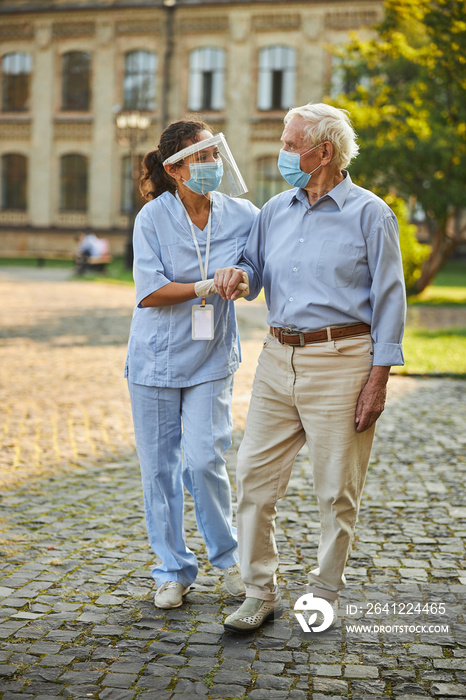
[239,172,406,366]
[125,190,258,387]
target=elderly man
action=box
[214,102,406,633]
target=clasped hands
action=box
[195,268,249,300]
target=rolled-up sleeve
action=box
[133,209,172,306]
[367,214,407,366]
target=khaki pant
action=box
[237,332,376,601]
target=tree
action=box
[329,0,466,294]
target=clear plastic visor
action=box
[163,133,248,197]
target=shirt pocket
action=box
[316,240,363,289]
[159,242,180,282]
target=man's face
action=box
[280,115,308,154]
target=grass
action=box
[408,260,466,305]
[398,260,466,375]
[393,327,466,376]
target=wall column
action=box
[30,22,54,227]
[89,20,115,229]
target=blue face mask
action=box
[277,143,322,188]
[183,161,224,194]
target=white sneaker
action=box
[223,563,246,596]
[154,581,190,609]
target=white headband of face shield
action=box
[162,132,248,197]
[163,133,223,165]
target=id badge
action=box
[192,304,214,340]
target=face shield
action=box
[163,133,248,197]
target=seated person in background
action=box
[75,233,111,274]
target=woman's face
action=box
[178,130,220,174]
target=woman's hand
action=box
[194,279,218,298]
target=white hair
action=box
[284,102,359,169]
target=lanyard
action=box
[176,192,212,281]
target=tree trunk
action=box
[409,210,465,295]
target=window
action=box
[1,154,27,210]
[2,52,32,112]
[60,154,88,211]
[121,154,144,215]
[123,50,157,110]
[188,48,225,111]
[255,156,289,207]
[62,51,91,111]
[257,46,296,111]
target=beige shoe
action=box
[224,591,283,633]
[223,563,246,596]
[154,581,190,609]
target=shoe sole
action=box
[224,606,283,633]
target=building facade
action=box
[0,0,382,257]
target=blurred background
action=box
[0,0,465,376]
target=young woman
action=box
[125,119,258,608]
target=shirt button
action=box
[293,267,298,272]
[308,209,312,214]
[299,238,304,242]
[289,297,293,302]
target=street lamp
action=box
[116,110,151,269]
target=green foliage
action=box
[384,194,430,293]
[329,0,466,234]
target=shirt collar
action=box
[289,170,352,211]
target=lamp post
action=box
[116,110,151,269]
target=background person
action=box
[125,119,258,609]
[214,102,407,633]
[75,233,110,275]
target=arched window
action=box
[2,52,32,112]
[255,156,289,207]
[1,153,27,210]
[60,154,88,211]
[62,51,91,111]
[188,48,225,111]
[123,50,157,110]
[257,46,296,111]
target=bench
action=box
[0,251,113,271]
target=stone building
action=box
[0,0,382,257]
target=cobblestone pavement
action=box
[0,268,465,699]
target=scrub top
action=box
[125,190,259,388]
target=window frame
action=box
[1,52,32,112]
[257,45,296,112]
[1,153,28,211]
[61,50,91,112]
[60,153,88,212]
[123,49,157,111]
[188,47,225,112]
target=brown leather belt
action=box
[269,322,371,346]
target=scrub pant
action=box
[128,375,239,588]
[237,332,376,601]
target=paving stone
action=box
[99,690,137,700]
[1,276,466,700]
[430,683,466,697]
[101,672,138,688]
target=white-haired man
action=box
[214,103,406,633]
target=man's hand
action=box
[214,267,245,300]
[355,366,390,433]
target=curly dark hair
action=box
[139,118,211,200]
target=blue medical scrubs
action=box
[125,190,258,587]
